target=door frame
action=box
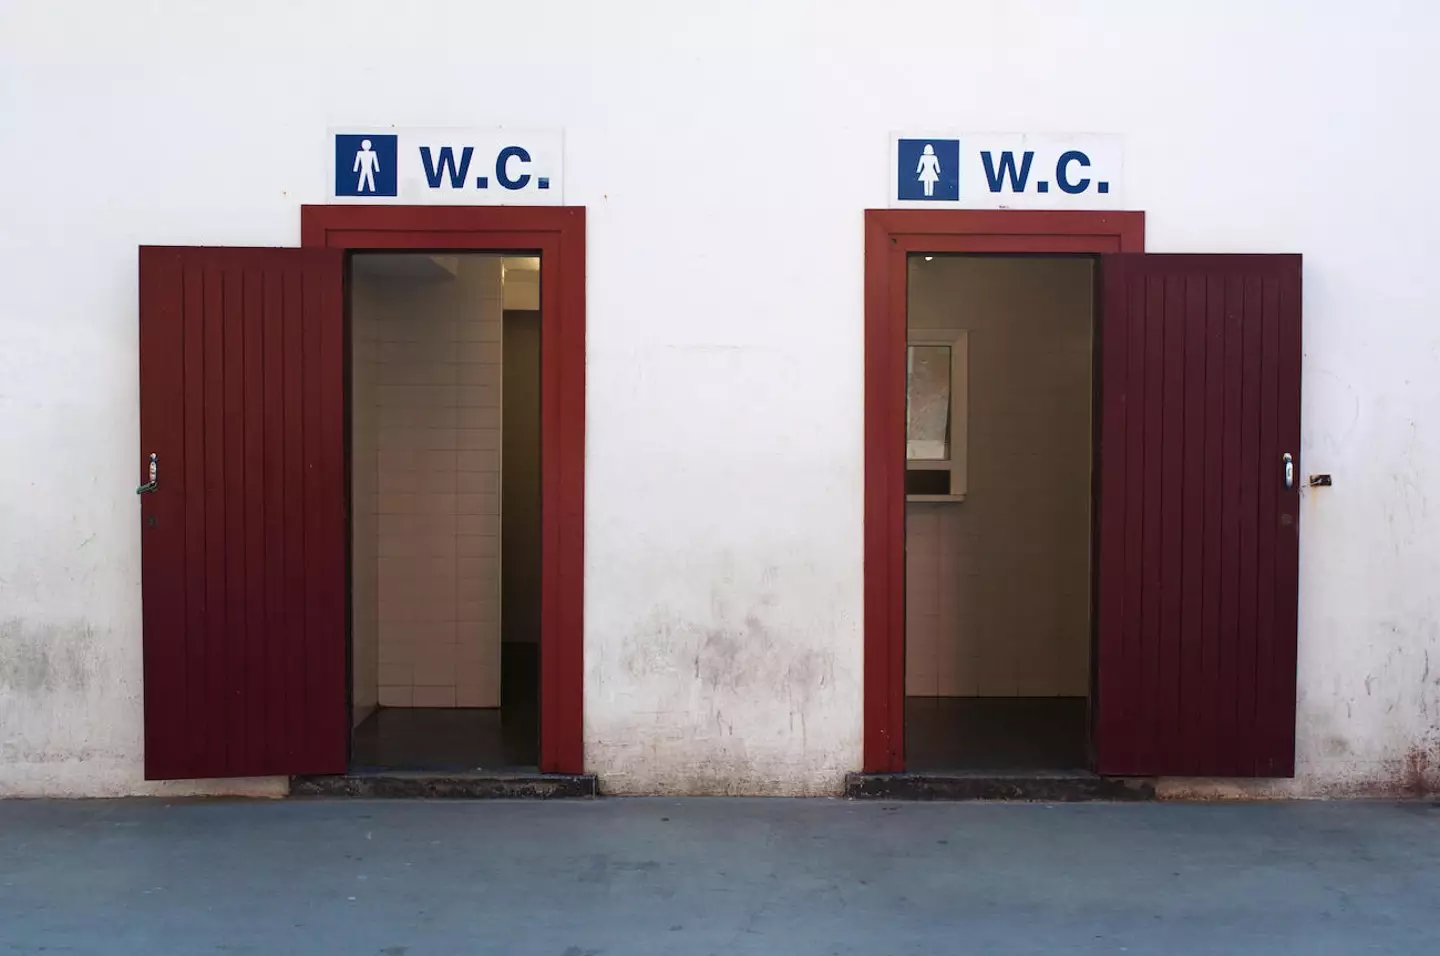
[862,209,1146,773]
[301,204,585,774]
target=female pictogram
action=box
[916,143,942,198]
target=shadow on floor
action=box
[351,644,538,772]
[905,695,1088,771]
[350,707,537,772]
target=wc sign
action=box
[328,127,563,205]
[889,133,1123,210]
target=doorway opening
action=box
[903,254,1095,772]
[348,253,542,771]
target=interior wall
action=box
[351,255,504,709]
[502,311,542,646]
[906,257,1094,698]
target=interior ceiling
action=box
[351,253,539,279]
[351,254,460,279]
[503,256,540,273]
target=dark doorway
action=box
[902,254,1094,772]
[347,254,541,772]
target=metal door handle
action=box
[136,453,159,495]
[1282,453,1293,490]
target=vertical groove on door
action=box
[1256,276,1281,774]
[222,263,247,773]
[202,260,230,775]
[1218,275,1244,775]
[1199,275,1225,774]
[281,267,306,771]
[1139,276,1165,770]
[242,268,266,774]
[182,264,208,775]
[1237,276,1263,775]
[1159,275,1186,769]
[1178,275,1208,774]
[261,271,287,768]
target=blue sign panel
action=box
[896,138,959,201]
[334,134,398,197]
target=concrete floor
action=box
[1,799,1437,955]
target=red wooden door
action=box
[139,246,347,779]
[1095,254,1301,777]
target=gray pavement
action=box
[1,797,1437,955]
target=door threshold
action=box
[291,771,596,799]
[845,770,1155,802]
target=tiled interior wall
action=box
[351,255,504,709]
[905,256,1094,698]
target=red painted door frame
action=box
[301,205,586,774]
[862,209,1145,773]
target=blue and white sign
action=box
[897,139,960,201]
[889,133,1123,209]
[328,128,563,205]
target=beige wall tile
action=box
[378,640,415,665]
[457,384,499,407]
[378,469,457,495]
[457,321,502,342]
[379,686,414,707]
[458,342,503,364]
[456,429,501,451]
[457,535,499,558]
[456,449,500,472]
[377,493,457,516]
[412,644,458,687]
[412,686,457,708]
[456,472,499,495]
[377,428,459,451]
[376,384,458,408]
[379,404,458,429]
[379,662,412,687]
[455,513,500,536]
[377,320,458,344]
[458,406,501,429]
[455,600,499,624]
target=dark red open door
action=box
[139,246,347,779]
[1095,254,1301,777]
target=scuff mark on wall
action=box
[0,618,100,696]
[598,560,859,795]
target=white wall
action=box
[2,0,1437,797]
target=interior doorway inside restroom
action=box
[348,253,542,771]
[904,254,1095,771]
